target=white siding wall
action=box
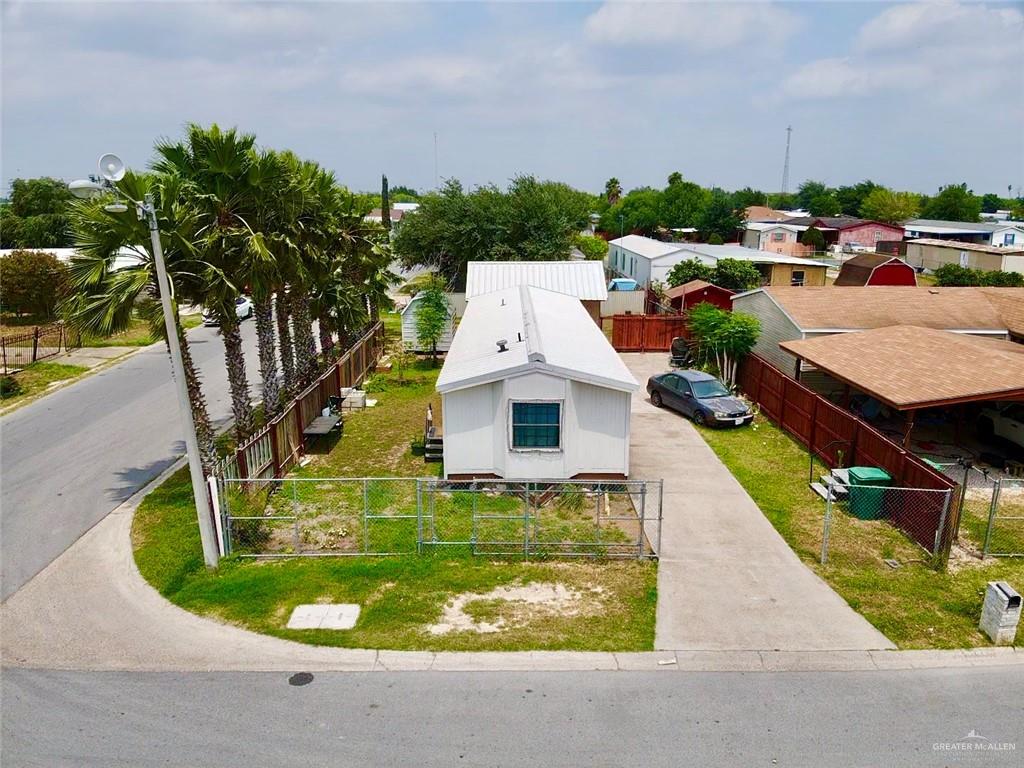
[441,383,500,475]
[600,291,645,316]
[441,372,631,479]
[732,291,803,375]
[401,295,456,352]
[608,245,652,285]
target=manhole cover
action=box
[289,672,314,687]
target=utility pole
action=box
[780,125,792,196]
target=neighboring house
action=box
[785,217,905,250]
[905,239,1024,274]
[833,253,917,286]
[903,218,1024,247]
[400,292,456,353]
[665,280,734,312]
[731,286,1015,377]
[607,234,687,287]
[609,234,828,288]
[465,260,607,325]
[740,222,821,257]
[436,285,638,480]
[364,202,419,227]
[677,243,829,287]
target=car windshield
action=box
[691,379,730,399]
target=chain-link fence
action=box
[217,477,662,560]
[926,463,1024,559]
[820,484,954,568]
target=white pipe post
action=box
[144,194,219,568]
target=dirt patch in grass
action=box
[429,581,602,635]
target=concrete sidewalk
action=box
[621,353,895,652]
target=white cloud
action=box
[781,2,1023,102]
[583,1,800,51]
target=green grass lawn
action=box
[0,361,89,407]
[132,328,657,652]
[697,418,1024,649]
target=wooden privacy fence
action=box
[1,323,80,374]
[611,314,689,352]
[221,321,385,482]
[738,354,956,553]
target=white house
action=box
[903,219,1024,247]
[436,285,638,480]
[607,234,687,287]
[400,292,456,353]
[465,260,608,324]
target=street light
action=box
[71,154,219,568]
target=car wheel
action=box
[247,307,254,319]
[693,410,708,427]
[651,391,662,408]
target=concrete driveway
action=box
[622,353,894,651]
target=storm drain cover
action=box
[287,603,361,630]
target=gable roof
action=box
[744,205,790,222]
[609,234,686,260]
[979,288,1024,336]
[465,260,608,301]
[664,279,733,300]
[436,285,638,394]
[833,253,914,286]
[779,325,1024,410]
[741,286,1009,332]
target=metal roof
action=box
[678,243,829,267]
[903,219,1011,234]
[907,238,1024,255]
[436,285,638,394]
[780,325,1024,410]
[608,234,686,260]
[465,260,608,300]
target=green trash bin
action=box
[847,466,891,520]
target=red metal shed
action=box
[834,253,917,286]
[665,280,735,312]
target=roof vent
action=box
[496,339,508,353]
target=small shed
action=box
[834,253,917,286]
[437,285,638,480]
[401,292,455,353]
[665,280,734,312]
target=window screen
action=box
[511,402,561,448]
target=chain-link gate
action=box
[982,478,1024,558]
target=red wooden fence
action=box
[738,354,955,552]
[611,314,689,352]
[222,321,385,482]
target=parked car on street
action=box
[646,369,754,427]
[202,296,254,326]
[979,403,1024,451]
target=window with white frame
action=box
[511,402,561,449]
[772,231,786,242]
[1004,233,1016,246]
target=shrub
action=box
[711,258,761,291]
[666,258,713,288]
[933,263,1023,287]
[572,233,609,260]
[0,375,22,399]
[0,249,69,318]
[707,233,724,245]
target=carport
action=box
[780,325,1024,450]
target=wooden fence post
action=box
[31,327,40,364]
[236,445,249,482]
[270,422,282,478]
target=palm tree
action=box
[605,177,622,205]
[153,124,260,440]
[62,171,219,474]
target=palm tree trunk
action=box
[290,288,317,383]
[175,324,218,476]
[218,309,255,440]
[254,296,281,417]
[317,313,334,358]
[275,290,296,396]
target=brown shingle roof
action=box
[758,286,1009,331]
[979,288,1024,336]
[744,206,789,222]
[780,325,1024,409]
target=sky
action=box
[2,0,1022,197]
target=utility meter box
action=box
[979,581,1021,645]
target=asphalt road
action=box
[3,667,1023,767]
[0,321,261,600]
